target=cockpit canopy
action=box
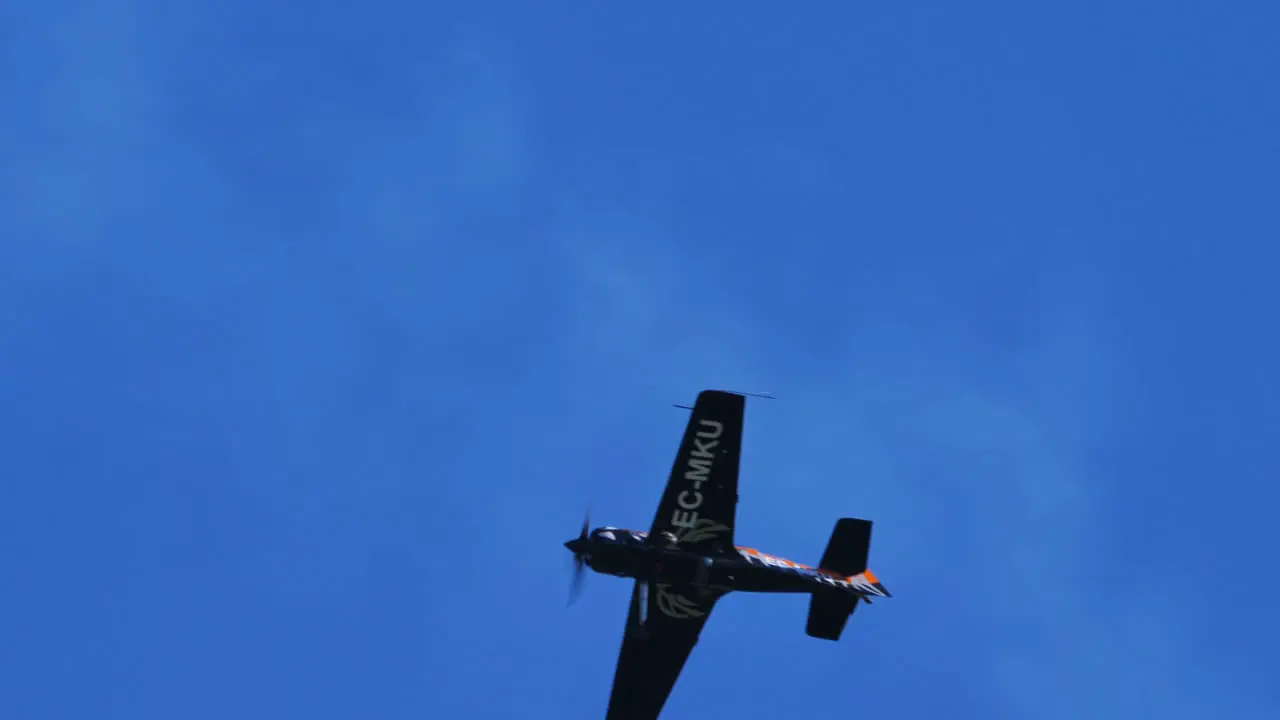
[590,526,646,544]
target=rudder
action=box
[817,518,872,577]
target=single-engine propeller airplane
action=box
[565,389,892,719]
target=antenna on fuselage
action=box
[672,390,775,410]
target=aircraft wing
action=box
[648,390,745,553]
[605,581,724,720]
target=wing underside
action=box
[605,581,722,720]
[648,390,745,554]
[605,390,744,718]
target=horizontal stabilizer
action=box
[805,592,858,641]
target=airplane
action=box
[564,389,892,719]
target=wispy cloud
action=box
[6,4,1276,720]
[545,187,1272,717]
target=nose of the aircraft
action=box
[564,538,583,553]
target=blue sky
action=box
[3,1,1279,718]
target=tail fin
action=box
[817,518,872,577]
[805,518,876,642]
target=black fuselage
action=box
[564,526,892,601]
[585,540,818,594]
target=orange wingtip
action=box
[861,569,880,584]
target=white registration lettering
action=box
[668,418,724,526]
[684,456,712,485]
[671,509,698,529]
[677,490,702,509]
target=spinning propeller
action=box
[566,510,590,605]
